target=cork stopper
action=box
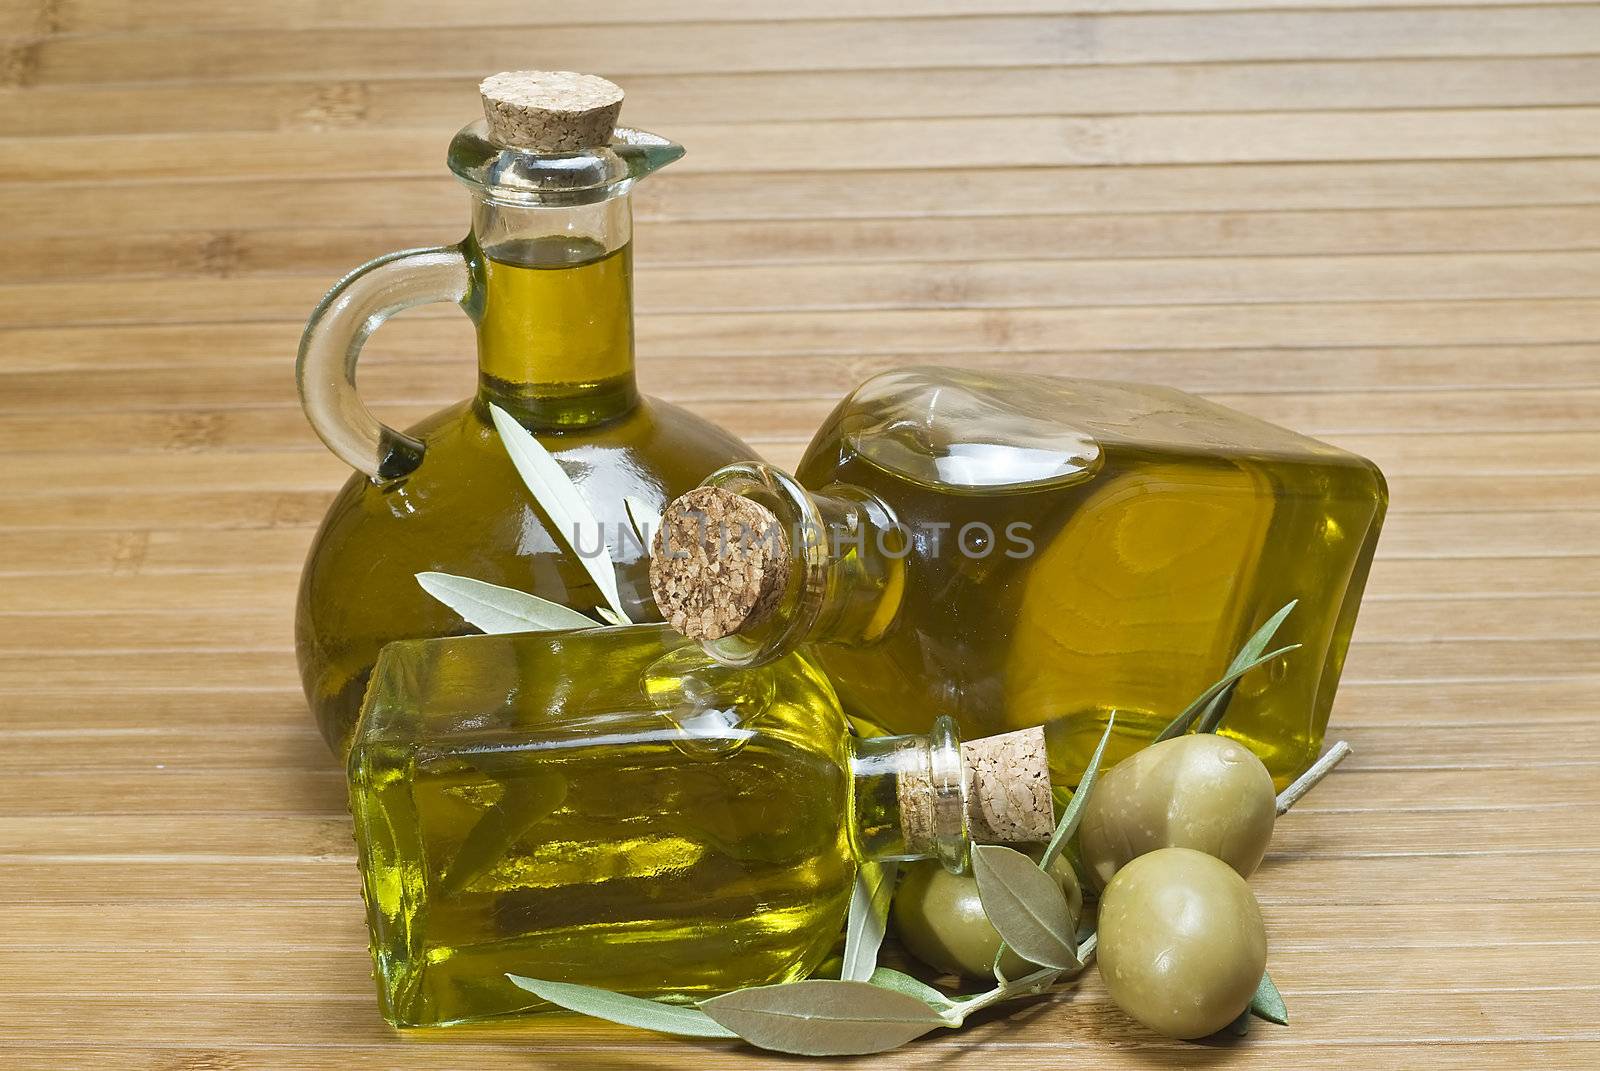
[961,725,1055,843]
[479,71,624,152]
[898,726,1055,854]
[650,487,791,642]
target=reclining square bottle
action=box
[348,623,1052,1027]
[295,72,756,755]
[651,366,1387,787]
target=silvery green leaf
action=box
[840,861,897,982]
[1250,970,1289,1025]
[595,606,630,627]
[506,975,736,1038]
[1041,713,1116,870]
[1154,643,1300,743]
[971,845,1079,970]
[416,572,600,634]
[489,403,631,622]
[699,979,947,1055]
[624,495,659,549]
[866,967,960,1020]
[1226,1005,1252,1036]
[1196,600,1298,734]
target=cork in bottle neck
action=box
[479,70,625,153]
[897,725,1055,864]
[649,487,793,642]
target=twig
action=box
[1276,740,1352,816]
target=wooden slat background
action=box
[2,0,1598,1067]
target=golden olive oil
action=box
[475,237,636,421]
[790,371,1386,787]
[658,369,1385,788]
[296,96,758,757]
[349,626,857,1026]
[296,234,757,755]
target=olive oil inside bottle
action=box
[350,627,857,1026]
[295,85,760,758]
[784,372,1386,788]
[296,231,758,756]
[475,236,638,426]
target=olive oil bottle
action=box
[295,72,756,755]
[349,623,1051,1027]
[651,367,1387,787]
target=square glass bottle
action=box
[348,623,1049,1026]
[651,367,1388,786]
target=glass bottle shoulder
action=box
[313,396,761,593]
[808,366,1385,498]
[338,395,758,512]
[354,624,850,769]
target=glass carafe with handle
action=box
[296,72,757,755]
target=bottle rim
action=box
[697,462,830,669]
[447,120,685,208]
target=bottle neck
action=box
[848,718,1057,872]
[850,718,969,872]
[468,195,639,429]
[697,463,906,668]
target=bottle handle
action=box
[296,244,471,481]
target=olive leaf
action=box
[840,860,897,982]
[595,606,630,627]
[1154,642,1300,743]
[506,975,736,1038]
[866,967,961,1020]
[988,717,1112,982]
[1249,969,1289,1025]
[506,959,1061,1054]
[1225,1005,1252,1037]
[1041,713,1117,870]
[971,845,1079,970]
[1195,599,1298,734]
[489,402,631,623]
[698,979,949,1056]
[416,571,601,633]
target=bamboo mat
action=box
[2,1,1598,1067]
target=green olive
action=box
[892,853,1081,981]
[1097,847,1268,1040]
[1078,733,1276,888]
